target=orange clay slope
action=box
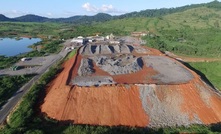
[41,45,221,127]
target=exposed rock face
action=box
[40,39,221,128]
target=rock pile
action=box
[91,55,143,75]
[79,44,134,55]
[142,56,193,84]
[78,58,94,76]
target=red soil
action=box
[112,65,158,84]
[59,86,149,126]
[180,77,221,124]
[41,56,149,127]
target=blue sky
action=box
[0,0,217,18]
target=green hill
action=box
[96,4,221,58]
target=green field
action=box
[189,61,221,90]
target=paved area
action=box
[0,40,71,76]
[0,40,71,124]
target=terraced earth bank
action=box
[40,37,221,127]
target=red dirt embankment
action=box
[40,48,221,127]
[41,56,148,127]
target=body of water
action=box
[0,37,41,57]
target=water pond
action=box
[0,37,41,57]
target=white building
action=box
[71,36,84,43]
[94,36,105,41]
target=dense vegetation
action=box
[119,0,221,18]
[0,56,19,69]
[0,75,34,106]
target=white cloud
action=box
[82,3,98,12]
[1,10,29,18]
[82,2,125,14]
[101,4,113,12]
[12,10,18,14]
[46,12,52,17]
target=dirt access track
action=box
[41,37,221,127]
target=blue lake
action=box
[0,38,41,57]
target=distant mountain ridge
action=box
[0,1,220,24]
[0,13,113,24]
[15,14,48,22]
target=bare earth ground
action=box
[40,38,221,127]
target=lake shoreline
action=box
[0,37,41,57]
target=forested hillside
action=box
[97,1,221,57]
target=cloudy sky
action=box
[0,0,217,18]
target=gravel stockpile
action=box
[80,44,133,55]
[120,44,131,54]
[138,84,202,127]
[100,45,113,54]
[71,76,115,86]
[113,45,120,53]
[91,55,143,75]
[143,56,194,84]
[119,36,141,45]
[134,46,149,54]
[78,58,94,76]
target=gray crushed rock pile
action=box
[78,58,94,76]
[119,36,141,45]
[91,55,143,75]
[79,44,134,55]
[134,46,149,54]
[142,56,194,84]
[138,84,202,127]
[71,76,115,86]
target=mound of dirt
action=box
[40,38,221,127]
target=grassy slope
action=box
[189,61,221,90]
[98,7,221,32]
[97,7,221,58]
